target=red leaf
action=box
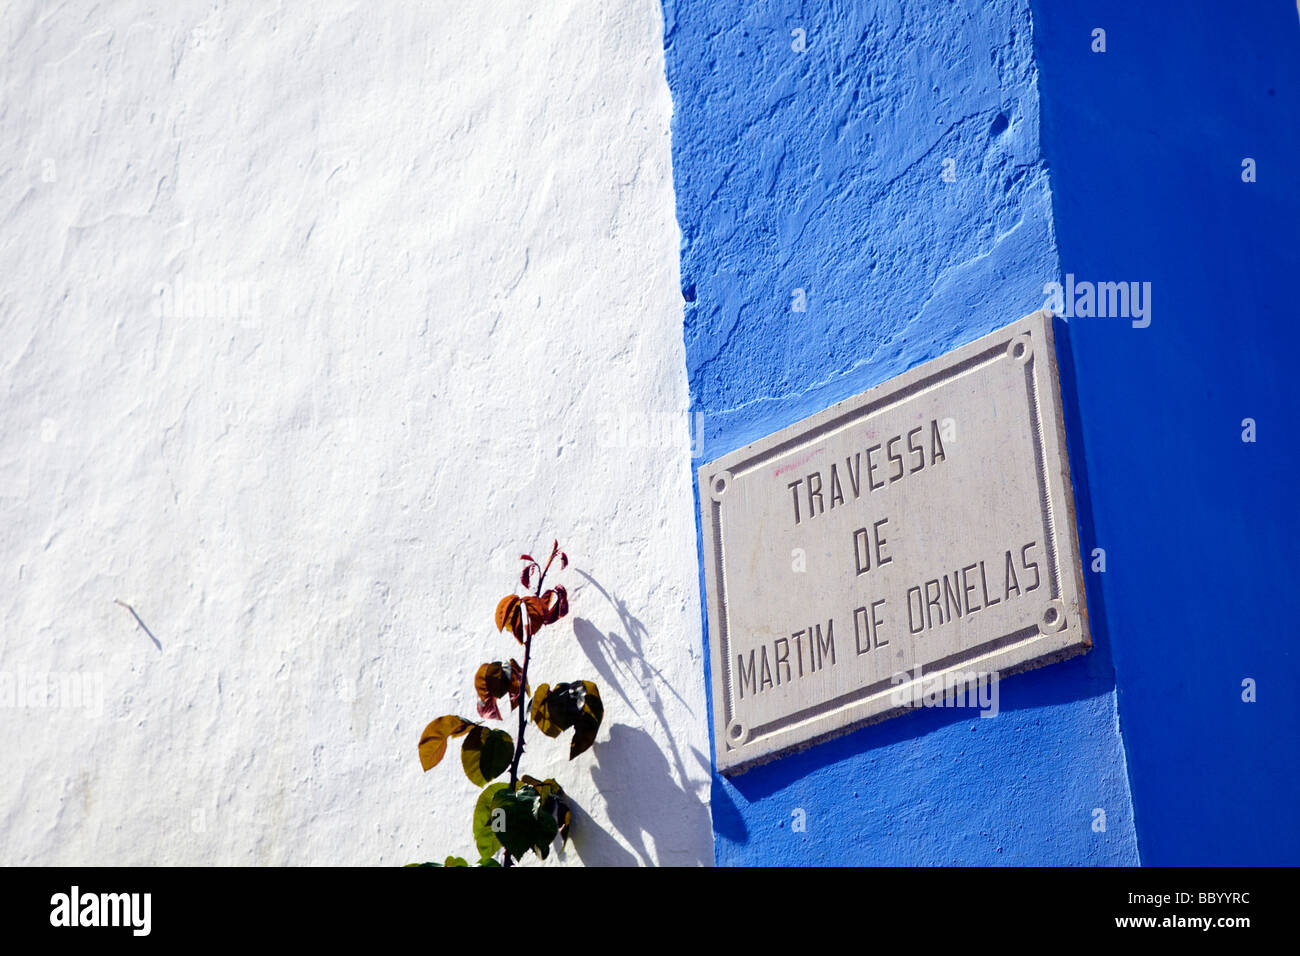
[507,658,528,711]
[542,585,569,624]
[475,661,527,720]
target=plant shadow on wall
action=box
[567,570,712,866]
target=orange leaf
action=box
[496,594,549,642]
[418,715,474,771]
[495,595,518,634]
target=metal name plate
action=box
[700,311,1090,774]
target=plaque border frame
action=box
[699,310,1091,775]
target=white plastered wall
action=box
[0,0,712,865]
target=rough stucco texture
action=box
[662,0,1140,864]
[0,1,713,865]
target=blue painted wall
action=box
[1030,1,1300,865]
[663,0,1139,864]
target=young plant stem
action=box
[501,546,557,868]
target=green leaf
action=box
[418,715,476,771]
[531,682,579,737]
[404,854,471,867]
[461,726,514,786]
[570,682,603,759]
[489,784,560,861]
[473,782,509,861]
[477,857,501,867]
[404,854,472,867]
[529,683,554,734]
[529,681,604,759]
[520,775,573,849]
